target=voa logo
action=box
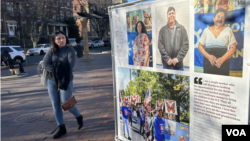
[226,129,246,136]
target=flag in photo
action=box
[156,100,164,111]
[119,90,122,102]
[141,105,145,114]
[146,104,151,112]
[164,99,178,115]
[144,88,151,106]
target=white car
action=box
[77,40,94,48]
[27,44,51,56]
[1,46,26,65]
[68,39,77,47]
[93,40,104,48]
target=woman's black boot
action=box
[53,124,67,139]
[76,115,83,130]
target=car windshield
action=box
[88,40,92,43]
[13,47,23,51]
[94,41,99,43]
[69,40,75,43]
[35,45,44,48]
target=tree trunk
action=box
[82,19,90,58]
[33,41,37,48]
[176,106,180,122]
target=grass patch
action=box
[180,121,189,126]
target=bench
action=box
[9,65,20,75]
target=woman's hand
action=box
[144,48,149,67]
[216,43,236,68]
[207,55,217,66]
[215,57,225,68]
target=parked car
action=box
[104,40,111,47]
[77,40,94,48]
[68,38,77,47]
[93,40,104,48]
[1,46,26,66]
[88,40,94,48]
[27,44,51,56]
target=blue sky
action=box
[118,67,136,90]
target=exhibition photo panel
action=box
[118,67,190,141]
[194,0,246,77]
[127,8,153,67]
[111,0,250,141]
[155,0,190,71]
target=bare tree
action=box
[15,0,58,48]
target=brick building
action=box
[72,0,127,41]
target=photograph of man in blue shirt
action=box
[121,101,131,140]
[153,108,165,141]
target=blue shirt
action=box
[128,107,132,115]
[121,106,129,119]
[153,115,165,141]
[140,109,145,123]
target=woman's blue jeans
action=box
[47,79,80,126]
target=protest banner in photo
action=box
[165,99,178,115]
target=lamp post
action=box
[2,1,9,44]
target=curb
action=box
[1,74,29,80]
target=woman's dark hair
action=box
[135,21,147,36]
[210,8,227,27]
[51,31,69,55]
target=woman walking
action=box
[43,31,83,139]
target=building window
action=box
[67,12,71,18]
[81,6,84,13]
[67,2,70,7]
[60,11,64,20]
[53,14,56,20]
[49,26,54,34]
[7,23,17,37]
[6,2,14,16]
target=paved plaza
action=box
[1,53,116,141]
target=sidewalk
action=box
[1,53,115,141]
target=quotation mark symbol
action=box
[194,77,203,85]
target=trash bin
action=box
[73,46,83,58]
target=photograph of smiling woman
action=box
[133,21,150,67]
[198,8,237,76]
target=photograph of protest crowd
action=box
[118,67,190,141]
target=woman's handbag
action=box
[41,69,48,87]
[58,84,77,111]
